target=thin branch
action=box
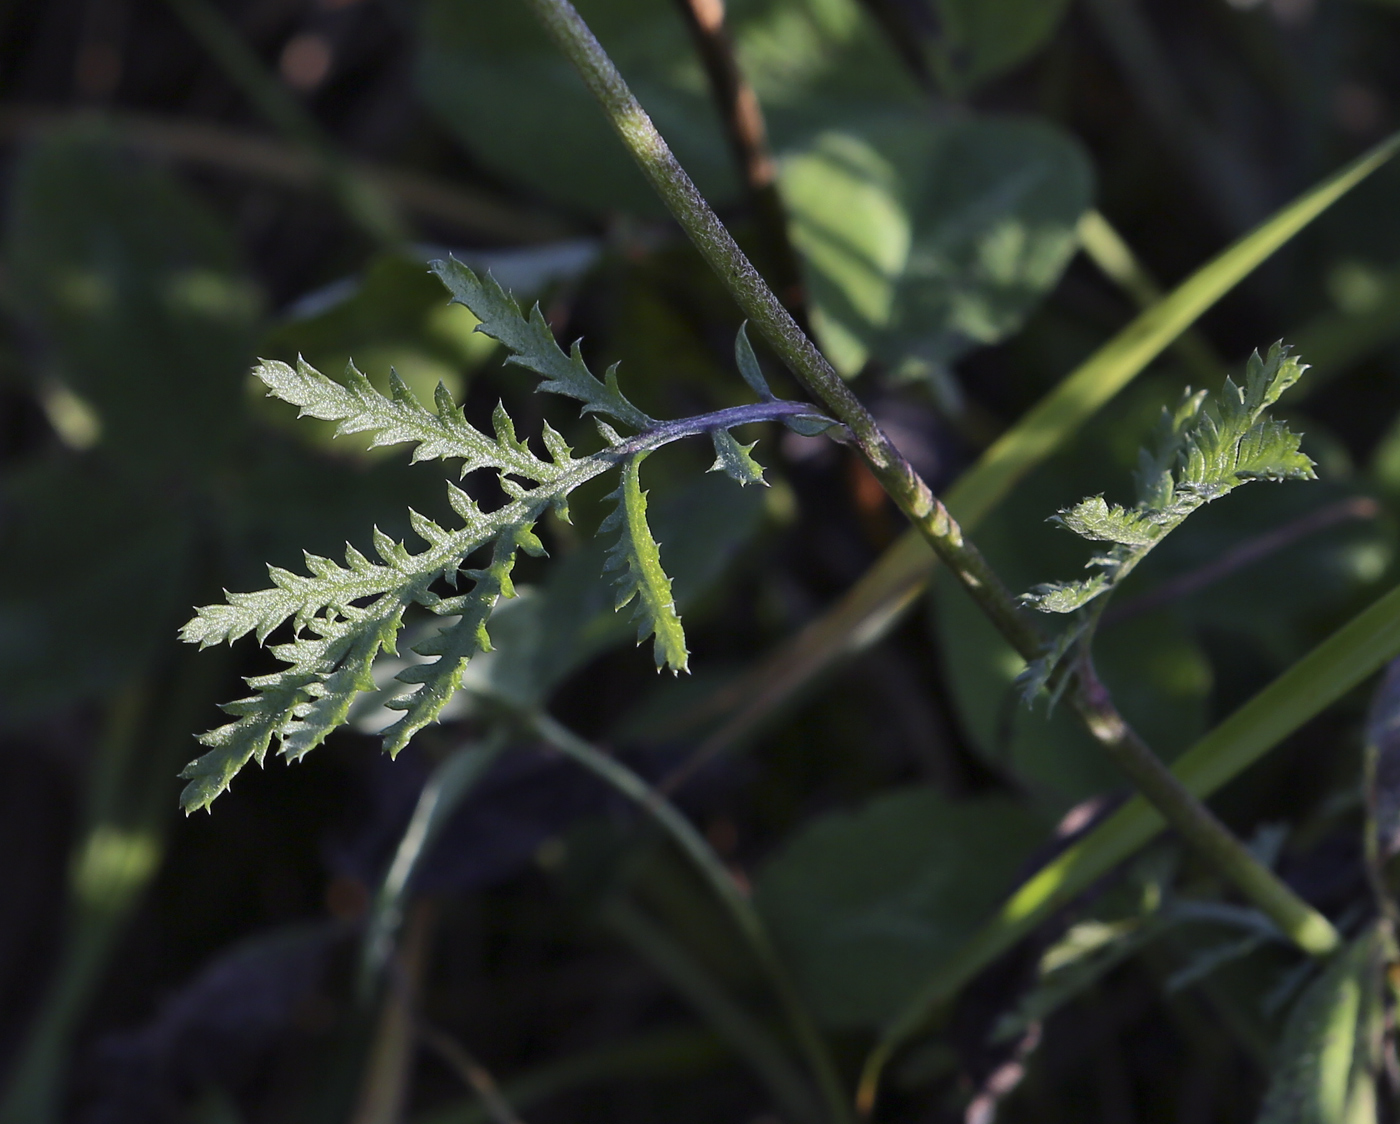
[1104,496,1379,626]
[0,107,569,243]
[965,1024,1041,1124]
[419,1021,528,1124]
[160,0,407,248]
[602,898,824,1124]
[525,710,852,1124]
[1069,659,1337,958]
[671,0,807,319]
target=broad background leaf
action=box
[779,116,1093,377]
[416,0,921,217]
[755,787,1045,1028]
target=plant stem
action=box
[523,0,1341,976]
[603,898,824,1124]
[521,0,1029,653]
[671,0,807,320]
[418,1021,528,1124]
[0,108,571,244]
[1070,659,1338,957]
[526,711,853,1124]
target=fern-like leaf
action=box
[257,358,567,481]
[181,288,835,809]
[380,524,545,756]
[430,257,654,430]
[1020,342,1315,698]
[600,452,688,673]
[1023,342,1314,618]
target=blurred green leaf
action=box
[263,253,498,438]
[780,116,1092,376]
[755,787,1045,1027]
[1257,927,1380,1124]
[927,0,1072,95]
[0,462,195,725]
[937,578,1211,809]
[416,0,920,216]
[4,125,260,468]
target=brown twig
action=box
[671,0,808,320]
[0,106,572,244]
[419,1021,529,1124]
[964,1024,1040,1124]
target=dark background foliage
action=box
[2,0,1400,1121]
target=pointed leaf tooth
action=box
[302,551,338,578]
[514,523,546,557]
[445,481,483,527]
[708,428,767,486]
[594,419,624,446]
[598,362,629,413]
[408,508,449,546]
[491,401,524,451]
[371,526,400,565]
[734,322,775,400]
[541,420,573,464]
[433,380,463,420]
[340,358,376,396]
[343,542,374,572]
[387,367,422,408]
[267,565,299,591]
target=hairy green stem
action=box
[523,0,1339,985]
[521,0,1036,663]
[1070,660,1338,956]
[526,711,853,1124]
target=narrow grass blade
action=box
[603,899,824,1124]
[527,711,852,1124]
[686,130,1400,764]
[856,579,1400,1116]
[412,1027,726,1124]
[359,736,506,993]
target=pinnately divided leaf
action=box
[178,357,631,812]
[1023,342,1314,620]
[429,257,655,430]
[256,357,568,481]
[1018,342,1315,700]
[180,286,831,811]
[601,452,689,673]
[380,523,546,757]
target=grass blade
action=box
[855,579,1400,1116]
[359,736,506,993]
[527,711,852,1124]
[675,130,1400,768]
